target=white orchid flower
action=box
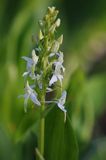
[20,81,41,112]
[49,61,63,86]
[22,49,39,79]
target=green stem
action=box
[38,94,45,160]
[40,104,45,155]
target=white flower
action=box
[49,61,63,86]
[22,49,39,79]
[20,81,41,112]
[57,91,67,112]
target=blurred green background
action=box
[0,0,106,160]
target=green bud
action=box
[49,18,61,33]
[39,30,44,40]
[51,41,60,53]
[55,18,61,27]
[57,35,63,45]
[48,6,56,14]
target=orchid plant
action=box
[20,6,67,160]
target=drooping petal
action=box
[49,74,57,86]
[58,91,67,105]
[56,91,67,113]
[22,56,33,64]
[57,103,67,113]
[30,92,41,106]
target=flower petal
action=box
[49,52,55,57]
[22,72,29,77]
[30,92,41,106]
[57,74,63,85]
[49,75,57,86]
[57,103,67,113]
[46,87,53,92]
[58,90,67,105]
[22,56,32,64]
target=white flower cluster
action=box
[20,7,67,114]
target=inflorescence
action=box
[20,7,67,115]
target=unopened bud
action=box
[39,30,44,40]
[51,41,59,53]
[32,50,39,64]
[48,6,56,14]
[56,18,61,27]
[57,35,63,45]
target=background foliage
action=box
[0,0,106,160]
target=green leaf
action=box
[45,107,79,160]
[15,109,40,142]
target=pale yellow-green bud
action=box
[55,18,61,27]
[51,41,60,53]
[48,6,56,14]
[57,35,63,45]
[49,18,61,33]
[39,30,44,40]
[32,50,39,65]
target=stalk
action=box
[37,71,46,159]
[36,94,45,160]
[39,97,45,156]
